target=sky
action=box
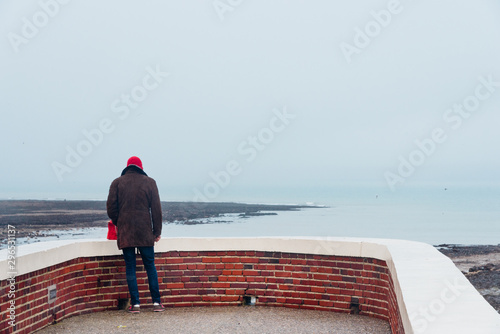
[1,0,500,201]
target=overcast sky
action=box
[1,0,499,200]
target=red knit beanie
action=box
[127,156,143,170]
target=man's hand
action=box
[155,235,161,243]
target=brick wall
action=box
[1,251,404,334]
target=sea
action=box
[162,185,500,246]
[6,185,500,247]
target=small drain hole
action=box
[350,297,360,315]
[118,299,129,310]
[243,295,257,306]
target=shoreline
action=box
[0,200,319,240]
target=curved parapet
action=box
[1,237,499,334]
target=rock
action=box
[469,263,495,273]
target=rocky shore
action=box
[437,244,500,313]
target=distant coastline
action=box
[0,200,319,240]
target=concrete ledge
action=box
[1,237,500,333]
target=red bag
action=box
[107,221,117,240]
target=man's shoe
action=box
[153,303,165,312]
[127,305,140,314]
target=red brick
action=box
[319,300,334,307]
[275,272,292,278]
[243,270,259,276]
[220,296,240,302]
[85,262,99,269]
[165,296,183,303]
[295,286,310,292]
[303,299,319,306]
[202,257,221,263]
[313,274,328,280]
[311,287,325,293]
[286,298,302,305]
[240,258,259,264]
[291,272,308,279]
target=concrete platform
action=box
[35,306,391,334]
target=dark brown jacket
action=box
[106,166,162,249]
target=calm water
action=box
[163,185,500,246]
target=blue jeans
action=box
[122,246,161,305]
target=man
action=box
[107,156,165,313]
